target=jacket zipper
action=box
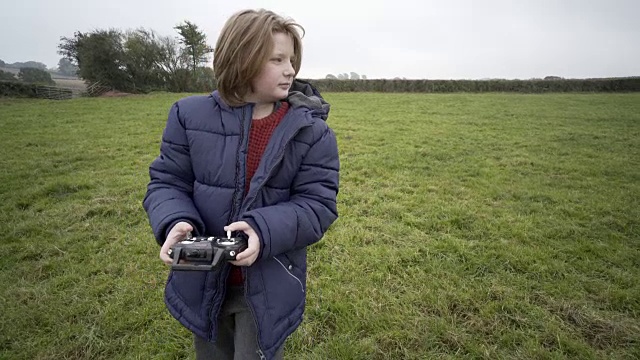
[243,121,311,359]
[227,107,246,225]
[244,276,266,360]
[208,107,246,342]
[207,265,229,341]
[241,106,265,357]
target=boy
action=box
[143,9,339,360]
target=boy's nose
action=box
[284,63,295,76]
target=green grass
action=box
[1,92,639,359]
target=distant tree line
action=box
[0,58,79,78]
[0,66,55,86]
[0,59,66,97]
[305,78,640,93]
[326,72,367,80]
[57,21,214,93]
[0,69,17,81]
[0,59,48,71]
[56,58,79,76]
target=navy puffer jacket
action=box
[143,80,339,359]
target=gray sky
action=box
[1,0,638,79]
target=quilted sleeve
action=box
[142,102,205,245]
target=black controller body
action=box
[168,235,248,271]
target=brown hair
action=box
[213,9,305,106]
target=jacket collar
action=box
[210,79,330,121]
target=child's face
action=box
[248,32,296,104]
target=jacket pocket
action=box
[166,270,212,327]
[274,255,305,294]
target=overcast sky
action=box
[1,0,638,79]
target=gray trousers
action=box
[194,285,284,360]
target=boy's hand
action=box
[160,221,193,265]
[225,221,260,266]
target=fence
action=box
[33,85,77,100]
[1,80,113,100]
[85,81,113,97]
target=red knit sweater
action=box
[228,101,290,286]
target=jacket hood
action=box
[287,79,331,121]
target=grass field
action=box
[0,92,638,359]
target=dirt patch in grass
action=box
[535,296,640,350]
[100,90,133,97]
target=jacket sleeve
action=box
[142,102,205,245]
[241,126,339,260]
